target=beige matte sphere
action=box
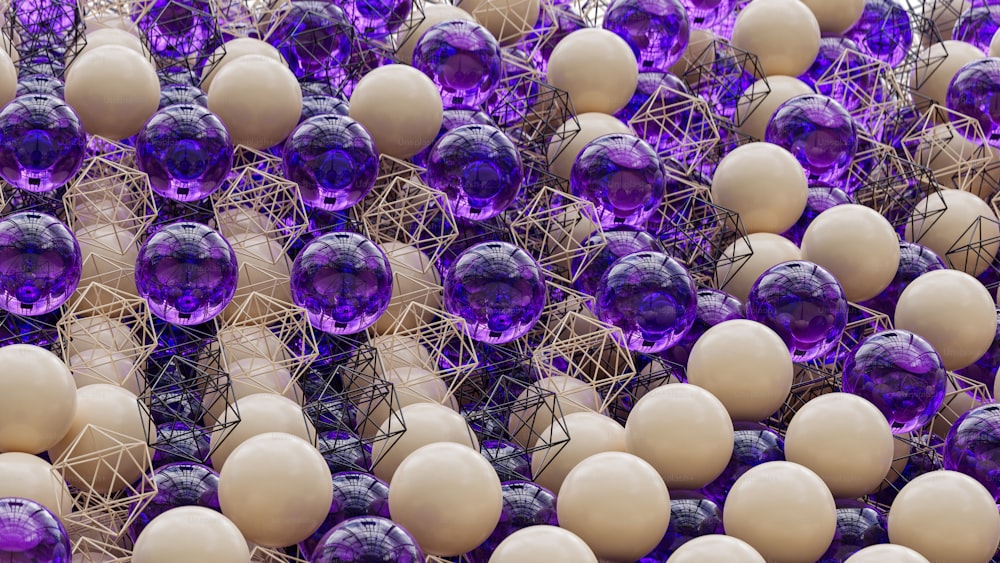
[625,383,734,489]
[0,452,72,517]
[67,349,141,395]
[201,37,286,92]
[366,334,433,381]
[547,112,632,180]
[456,0,540,45]
[373,242,442,334]
[132,506,251,563]
[204,357,301,421]
[992,28,1000,57]
[905,188,1000,277]
[394,3,476,64]
[488,526,598,563]
[894,269,996,370]
[799,0,866,34]
[667,534,767,563]
[736,76,814,141]
[731,0,821,77]
[0,49,15,109]
[508,375,602,448]
[556,451,670,562]
[0,345,77,454]
[64,45,159,140]
[801,204,901,301]
[208,55,302,150]
[349,64,443,158]
[910,41,984,109]
[546,28,638,115]
[888,470,1000,563]
[75,223,140,300]
[209,394,315,469]
[844,544,931,563]
[371,402,478,483]
[69,28,146,70]
[715,232,801,302]
[784,393,894,498]
[388,442,503,556]
[687,320,794,422]
[724,461,837,563]
[711,142,808,234]
[218,432,332,548]
[530,411,626,494]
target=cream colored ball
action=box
[394,3,476,64]
[910,41,985,108]
[132,506,251,563]
[62,315,140,362]
[456,0,540,45]
[530,411,626,494]
[508,375,602,448]
[366,334,433,381]
[201,37,286,92]
[992,28,1000,57]
[799,0,866,34]
[64,45,159,140]
[844,544,931,563]
[69,28,146,70]
[736,76,814,141]
[214,207,277,239]
[209,394,315,470]
[711,142,808,234]
[0,452,73,517]
[894,269,996,370]
[888,470,1000,563]
[348,64,443,159]
[67,349,141,395]
[667,535,767,563]
[371,402,478,483]
[801,204,901,302]
[731,0,821,77]
[715,232,801,302]
[488,526,598,563]
[0,49,15,109]
[0,345,77,454]
[218,432,332,548]
[546,28,638,115]
[208,55,302,150]
[373,242,442,335]
[905,189,1000,277]
[75,223,140,299]
[670,28,717,85]
[204,356,301,421]
[547,112,632,180]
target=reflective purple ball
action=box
[311,516,424,563]
[129,462,220,541]
[343,0,412,39]
[765,94,859,183]
[861,242,946,319]
[953,5,1000,54]
[0,211,81,316]
[843,330,948,434]
[679,0,734,28]
[702,422,785,505]
[16,75,64,99]
[572,227,659,296]
[0,94,86,192]
[800,36,875,113]
[412,107,495,168]
[485,48,540,128]
[781,183,853,246]
[135,222,239,325]
[944,404,1000,501]
[0,498,70,561]
[947,58,1000,147]
[266,1,355,81]
[571,133,666,228]
[603,0,691,71]
[413,20,502,108]
[641,491,724,560]
[158,84,208,109]
[846,0,912,68]
[300,471,391,557]
[660,288,742,368]
[299,95,350,123]
[467,480,559,562]
[134,0,219,61]
[817,500,888,562]
[290,231,393,335]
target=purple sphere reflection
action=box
[595,250,697,353]
[817,500,888,562]
[266,1,354,81]
[523,1,586,75]
[944,404,1000,501]
[781,183,854,246]
[947,58,1000,147]
[640,491,724,560]
[846,0,912,68]
[426,124,523,220]
[745,261,849,362]
[300,95,350,122]
[843,330,948,434]
[283,115,378,212]
[300,471,391,557]
[443,241,546,344]
[467,481,558,562]
[572,227,659,296]
[290,231,393,335]
[136,104,234,202]
[158,84,208,109]
[765,94,859,183]
[134,0,219,61]
[343,0,412,39]
[318,430,372,473]
[679,0,733,28]
[0,94,86,192]
[603,0,691,71]
[957,308,1000,397]
[129,462,220,541]
[953,5,1000,54]
[480,440,531,481]
[0,497,70,561]
[412,107,495,168]
[702,422,785,505]
[615,72,709,158]
[311,516,423,563]
[16,75,64,99]
[412,20,502,108]
[661,288,742,367]
[0,212,81,316]
[800,37,874,113]
[571,134,666,228]
[485,49,540,128]
[135,222,239,325]
[861,242,946,319]
[153,422,210,467]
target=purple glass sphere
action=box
[158,84,208,109]
[135,222,239,325]
[957,308,1000,397]
[817,500,888,562]
[702,422,785,505]
[291,231,393,335]
[311,516,423,563]
[426,124,523,221]
[745,261,849,362]
[0,212,81,316]
[0,94,86,192]
[129,462,220,541]
[343,0,412,39]
[467,481,559,562]
[318,430,372,473]
[944,404,1000,501]
[412,20,503,108]
[800,36,874,113]
[283,115,378,212]
[603,0,691,71]
[679,0,733,28]
[443,241,546,344]
[948,58,1000,147]
[0,497,70,561]
[843,330,948,434]
[480,440,531,481]
[861,242,946,319]
[595,250,697,353]
[133,0,219,61]
[300,471,391,557]
[660,288,743,368]
[485,49,540,128]
[953,5,1000,54]
[136,104,234,202]
[413,107,495,168]
[571,134,666,228]
[641,491,724,560]
[267,1,355,81]
[572,227,659,296]
[846,0,912,68]
[300,95,350,123]
[781,183,854,246]
[523,0,586,75]
[16,75,64,99]
[765,94,859,183]
[153,422,210,467]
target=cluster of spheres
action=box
[3,0,1000,561]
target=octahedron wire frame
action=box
[0,181,66,219]
[852,151,942,231]
[503,81,577,167]
[128,0,226,80]
[0,307,61,348]
[212,163,309,256]
[813,48,906,134]
[693,42,764,123]
[942,215,1000,279]
[521,278,593,348]
[662,196,750,288]
[8,0,86,78]
[70,535,130,563]
[902,106,992,190]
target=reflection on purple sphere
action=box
[595,250,697,353]
[413,107,495,168]
[661,288,742,367]
[426,124,523,220]
[300,471,391,557]
[0,212,81,316]
[485,48,540,128]
[136,104,234,202]
[300,95,350,123]
[846,0,912,68]
[311,516,424,563]
[679,0,733,28]
[13,0,77,37]
[467,481,559,562]
[781,183,854,246]
[290,231,393,335]
[129,462,220,541]
[480,440,531,481]
[948,58,1000,147]
[134,0,219,62]
[800,37,874,113]
[843,330,948,434]
[524,1,586,75]
[153,422,210,467]
[135,222,239,325]
[318,430,372,473]
[817,500,888,562]
[413,20,502,108]
[957,308,1000,397]
[944,404,1000,501]
[443,241,547,344]
[267,1,355,81]
[765,94,858,183]
[571,134,666,228]
[861,242,946,319]
[158,84,208,109]
[0,94,86,192]
[572,227,658,296]
[283,115,378,212]
[640,491,724,560]
[745,261,849,362]
[343,0,412,39]
[953,5,1000,54]
[702,422,785,505]
[0,497,70,561]
[16,75,64,99]
[603,0,691,71]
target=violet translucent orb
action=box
[572,227,659,296]
[679,0,733,28]
[480,440,531,481]
[283,115,378,212]
[0,94,85,192]
[467,481,559,562]
[944,404,1000,501]
[136,104,234,202]
[291,231,393,335]
[153,422,210,467]
[158,84,208,109]
[485,49,540,128]
[603,0,691,71]
[615,72,710,158]
[661,288,742,368]
[843,330,948,434]
[765,94,859,183]
[745,260,849,362]
[595,250,697,353]
[16,75,64,99]
[947,58,1000,147]
[135,222,239,325]
[412,107,495,168]
[311,516,424,563]
[702,422,785,506]
[426,124,523,221]
[300,471,391,557]
[134,0,219,61]
[0,498,70,561]
[0,211,81,316]
[267,1,355,81]
[954,5,1000,54]
[846,0,912,68]
[524,0,587,75]
[343,0,412,39]
[817,500,888,562]
[800,36,873,113]
[861,242,946,319]
[571,133,666,228]
[129,462,220,540]
[300,95,350,123]
[318,430,372,473]
[640,492,724,560]
[781,183,854,246]
[957,308,1000,397]
[412,19,502,108]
